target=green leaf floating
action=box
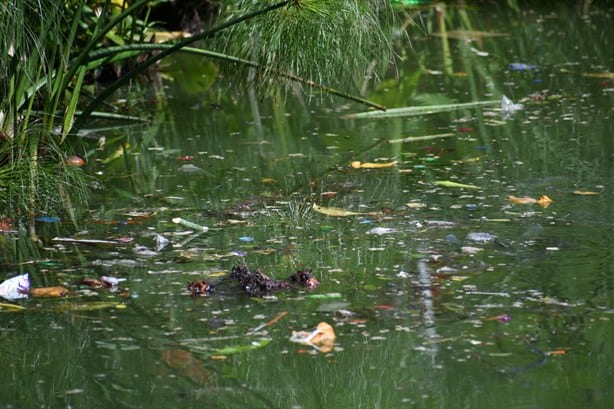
[435,180,480,189]
[213,339,271,356]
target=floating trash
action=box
[0,273,30,300]
[290,322,336,353]
[508,63,538,71]
[501,95,523,117]
[366,227,397,235]
[154,234,169,251]
[35,216,61,223]
[466,232,496,243]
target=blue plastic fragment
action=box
[238,236,254,242]
[445,234,461,246]
[35,216,60,223]
[508,63,537,71]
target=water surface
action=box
[1,3,612,409]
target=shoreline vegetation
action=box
[0,0,392,243]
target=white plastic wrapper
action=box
[0,273,30,300]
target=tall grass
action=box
[0,0,154,240]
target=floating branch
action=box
[343,99,500,119]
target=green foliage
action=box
[0,0,156,239]
[214,0,393,93]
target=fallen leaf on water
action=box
[536,195,553,208]
[508,195,537,205]
[573,190,599,195]
[388,133,454,144]
[54,302,127,312]
[101,144,130,164]
[290,322,336,353]
[212,339,271,356]
[312,204,361,217]
[434,180,479,189]
[350,160,397,169]
[161,349,211,384]
[581,72,614,79]
[28,286,70,298]
[508,194,553,208]
[0,302,26,311]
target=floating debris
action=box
[501,95,524,117]
[466,232,496,243]
[231,264,319,297]
[0,273,30,300]
[288,269,320,289]
[366,227,397,235]
[187,280,214,296]
[290,322,336,353]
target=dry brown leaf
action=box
[161,349,210,384]
[29,286,70,298]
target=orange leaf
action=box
[290,322,336,353]
[508,195,537,205]
[28,286,70,297]
[546,349,567,356]
[508,194,553,208]
[536,195,553,208]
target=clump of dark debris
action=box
[187,264,320,297]
[231,264,320,297]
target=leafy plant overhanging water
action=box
[0,0,392,242]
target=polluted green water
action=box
[1,3,613,409]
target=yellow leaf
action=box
[350,160,397,169]
[312,204,361,217]
[434,180,479,189]
[573,190,599,195]
[261,177,277,184]
[101,144,130,164]
[0,302,26,311]
[581,72,614,79]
